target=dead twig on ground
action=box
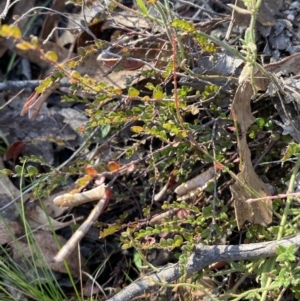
[107,234,300,301]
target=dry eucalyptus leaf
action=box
[24,201,82,231]
[230,148,272,229]
[231,81,255,131]
[12,230,89,280]
[230,82,272,229]
[0,219,23,244]
[75,50,151,90]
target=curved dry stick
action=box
[107,234,300,301]
[54,197,108,262]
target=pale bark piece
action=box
[42,188,72,218]
[12,230,89,280]
[53,184,106,207]
[175,166,216,196]
[230,82,272,229]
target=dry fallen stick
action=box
[53,184,106,207]
[53,184,108,261]
[246,192,300,203]
[107,234,300,301]
[54,197,108,262]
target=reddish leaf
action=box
[4,141,25,163]
[167,169,177,189]
[107,161,121,171]
[85,165,98,176]
[214,163,224,170]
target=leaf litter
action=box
[2,0,300,300]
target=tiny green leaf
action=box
[0,25,21,38]
[26,165,39,176]
[128,87,140,97]
[153,86,164,100]
[44,51,58,62]
[15,165,23,175]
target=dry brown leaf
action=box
[75,50,152,89]
[0,219,24,244]
[230,82,272,229]
[0,37,70,68]
[11,230,89,280]
[24,201,82,231]
[255,52,300,91]
[0,156,29,220]
[230,0,283,28]
[40,0,65,41]
[42,188,71,218]
[4,141,25,163]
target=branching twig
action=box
[0,0,20,20]
[107,234,300,301]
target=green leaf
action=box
[15,165,23,175]
[145,82,155,90]
[0,25,21,38]
[44,51,58,62]
[121,242,132,249]
[133,250,143,270]
[100,224,121,237]
[26,165,39,176]
[101,124,111,138]
[136,0,148,15]
[171,19,195,32]
[153,86,164,100]
[173,235,183,247]
[131,126,144,133]
[282,142,300,162]
[0,169,13,175]
[128,87,140,97]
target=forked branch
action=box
[107,234,300,301]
